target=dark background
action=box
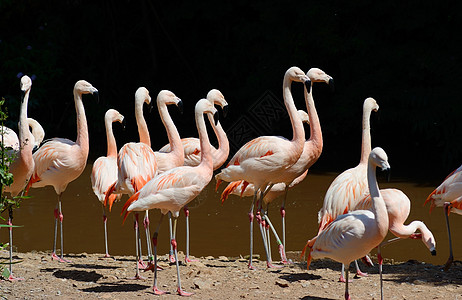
[1,0,461,181]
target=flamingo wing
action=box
[425,164,462,213]
[91,156,120,203]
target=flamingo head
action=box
[106,109,124,126]
[20,75,32,94]
[75,80,98,96]
[286,66,309,85]
[297,110,310,125]
[207,89,228,117]
[370,147,390,171]
[157,90,183,114]
[307,67,334,86]
[196,98,218,125]
[364,97,379,113]
[135,87,152,111]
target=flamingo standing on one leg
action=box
[215,66,310,269]
[316,97,379,281]
[91,109,124,258]
[27,80,98,263]
[3,75,35,280]
[303,147,391,300]
[425,164,462,271]
[122,98,217,296]
[103,87,157,279]
[159,88,229,262]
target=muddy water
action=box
[6,164,461,266]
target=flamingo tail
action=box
[121,191,140,224]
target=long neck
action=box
[18,88,31,152]
[136,100,150,146]
[367,162,388,236]
[105,119,117,158]
[207,114,229,170]
[74,90,89,155]
[360,107,372,165]
[282,76,304,152]
[197,112,213,170]
[304,83,323,150]
[158,104,183,162]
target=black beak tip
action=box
[148,101,154,113]
[431,250,436,256]
[93,91,100,103]
[329,79,335,92]
[122,119,127,130]
[304,79,311,88]
[177,100,184,114]
[222,105,229,118]
[32,145,39,152]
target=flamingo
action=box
[26,80,98,263]
[215,66,311,269]
[1,118,44,152]
[103,87,157,279]
[355,188,437,283]
[3,75,35,280]
[425,164,462,271]
[90,109,124,258]
[220,109,310,262]
[121,98,217,296]
[303,147,391,300]
[316,97,379,281]
[159,88,229,262]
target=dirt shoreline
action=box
[1,250,461,299]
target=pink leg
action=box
[131,213,145,280]
[102,212,111,259]
[6,216,23,281]
[184,206,198,263]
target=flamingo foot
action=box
[185,257,199,263]
[248,263,256,270]
[355,270,369,277]
[177,287,194,297]
[153,286,167,295]
[138,259,147,269]
[8,274,24,281]
[144,262,164,272]
[129,273,146,280]
[361,255,374,267]
[169,253,176,264]
[278,244,289,264]
[267,262,283,269]
[338,275,353,283]
[51,253,70,263]
[443,256,453,272]
[345,291,351,300]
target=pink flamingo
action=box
[90,109,124,258]
[159,88,228,262]
[355,188,437,285]
[3,75,35,280]
[303,147,391,300]
[104,87,157,279]
[316,97,379,281]
[425,164,462,270]
[220,110,310,262]
[122,98,217,296]
[1,118,44,153]
[27,80,98,263]
[215,66,311,269]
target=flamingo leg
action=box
[102,205,111,258]
[53,194,69,263]
[262,213,287,265]
[184,206,197,263]
[443,202,454,271]
[339,264,352,283]
[280,185,289,250]
[6,210,23,281]
[169,214,193,296]
[143,210,153,264]
[265,204,272,263]
[52,204,58,261]
[256,189,273,268]
[378,246,384,300]
[354,260,368,277]
[248,190,257,270]
[168,214,175,263]
[345,265,351,300]
[131,213,145,280]
[147,214,167,295]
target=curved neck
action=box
[158,103,183,161]
[197,112,213,170]
[135,100,150,146]
[207,114,229,170]
[282,76,304,151]
[74,90,89,155]
[304,82,323,150]
[105,118,118,158]
[360,108,372,164]
[367,162,388,233]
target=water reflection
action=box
[6,164,461,266]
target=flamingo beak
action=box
[93,91,99,103]
[177,99,184,114]
[222,104,229,118]
[328,78,335,92]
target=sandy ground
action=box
[1,250,462,299]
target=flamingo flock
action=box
[0,67,458,299]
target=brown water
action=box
[5,164,461,266]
